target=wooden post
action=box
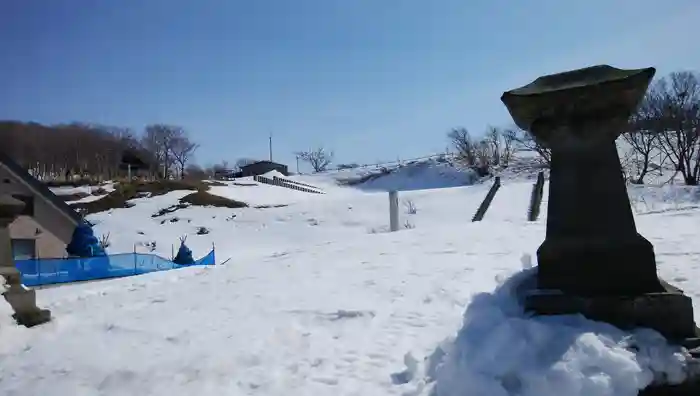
[527,171,545,221]
[389,191,399,232]
[472,177,501,222]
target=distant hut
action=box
[120,149,152,180]
[239,161,289,177]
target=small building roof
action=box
[241,160,286,168]
[0,150,83,225]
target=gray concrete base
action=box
[524,290,698,341]
[640,378,700,396]
[3,286,52,327]
[519,272,700,394]
[1,267,52,328]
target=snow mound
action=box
[262,170,287,179]
[337,160,479,192]
[408,256,696,396]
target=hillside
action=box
[2,148,699,396]
[2,171,699,395]
[318,157,481,192]
[311,137,685,193]
[43,146,698,262]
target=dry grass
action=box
[179,191,248,208]
[73,180,212,215]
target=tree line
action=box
[0,122,199,181]
[0,119,341,181]
[621,71,700,185]
[448,70,700,186]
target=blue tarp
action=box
[15,249,216,287]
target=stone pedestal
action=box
[501,65,700,393]
[538,140,665,297]
[0,195,51,327]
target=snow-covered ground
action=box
[50,182,115,205]
[49,182,116,196]
[309,156,482,192]
[3,160,700,396]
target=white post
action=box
[389,191,399,232]
[127,164,132,180]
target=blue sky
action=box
[2,1,699,170]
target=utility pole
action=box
[268,132,273,162]
[296,155,300,174]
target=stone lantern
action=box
[0,195,51,327]
[501,65,699,394]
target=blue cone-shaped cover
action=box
[66,222,107,257]
[173,239,195,265]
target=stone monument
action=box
[0,195,51,327]
[501,65,699,394]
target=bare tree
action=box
[297,147,334,172]
[482,126,515,167]
[474,139,493,171]
[501,128,515,165]
[506,127,552,166]
[622,94,662,184]
[171,134,199,179]
[643,72,700,185]
[141,126,165,178]
[142,124,187,179]
[617,140,638,183]
[448,128,478,167]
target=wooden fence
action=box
[254,175,324,194]
[272,176,323,192]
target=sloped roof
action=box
[120,148,151,169]
[0,150,83,225]
[241,160,286,168]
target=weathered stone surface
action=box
[524,291,697,341]
[4,288,51,327]
[640,379,700,396]
[0,195,25,221]
[501,65,700,394]
[501,65,655,146]
[0,267,22,285]
[501,65,664,297]
[519,270,699,341]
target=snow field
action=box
[1,163,699,396]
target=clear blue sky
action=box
[2,1,699,170]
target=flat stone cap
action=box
[0,195,25,219]
[501,65,655,132]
